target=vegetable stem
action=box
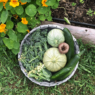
[44,42,48,51]
[29,56,39,63]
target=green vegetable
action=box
[43,48,67,72]
[63,28,75,62]
[58,49,85,81]
[28,63,52,81]
[47,29,65,47]
[64,17,71,24]
[51,67,71,80]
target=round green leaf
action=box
[6,21,14,29]
[8,30,17,41]
[51,1,59,9]
[38,7,49,14]
[5,2,12,10]
[13,41,20,49]
[17,22,28,33]
[47,16,52,21]
[21,0,27,3]
[10,8,16,14]
[25,4,37,17]
[45,0,56,6]
[36,0,42,6]
[3,37,14,49]
[15,5,24,15]
[39,15,45,21]
[12,48,20,55]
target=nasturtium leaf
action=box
[25,4,37,17]
[8,30,17,41]
[15,5,24,15]
[36,0,42,6]
[16,33,25,41]
[38,7,49,14]
[10,8,16,14]
[6,20,14,29]
[5,2,12,10]
[45,0,56,6]
[1,10,9,23]
[12,48,20,55]
[0,2,3,11]
[21,0,27,3]
[3,37,14,49]
[47,16,52,21]
[17,22,28,33]
[51,2,59,9]
[0,32,6,37]
[27,0,31,2]
[39,15,45,21]
[13,41,20,49]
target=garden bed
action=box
[51,0,95,28]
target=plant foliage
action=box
[0,0,60,55]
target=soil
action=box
[51,0,95,28]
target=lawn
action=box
[0,39,95,95]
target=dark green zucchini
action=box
[63,28,75,62]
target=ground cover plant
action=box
[0,39,95,95]
[0,0,60,54]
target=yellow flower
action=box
[3,2,7,9]
[21,18,28,25]
[27,29,30,33]
[3,0,8,2]
[19,1,27,5]
[0,24,6,29]
[42,0,48,7]
[13,14,18,19]
[0,24,6,33]
[9,0,19,7]
[0,0,4,2]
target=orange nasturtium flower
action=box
[3,0,8,2]
[9,0,19,7]
[0,24,6,33]
[3,2,7,9]
[42,0,48,7]
[0,0,4,2]
[13,14,18,19]
[19,1,27,5]
[21,18,28,25]
[27,30,30,33]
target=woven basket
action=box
[18,24,80,87]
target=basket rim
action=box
[18,24,80,87]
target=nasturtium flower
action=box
[3,0,8,2]
[0,24,6,33]
[3,2,6,9]
[0,24,6,29]
[20,1,27,5]
[42,0,48,7]
[21,18,28,24]
[27,29,30,33]
[0,0,4,2]
[9,0,19,7]
[13,14,18,19]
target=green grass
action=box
[0,39,95,95]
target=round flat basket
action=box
[18,24,80,87]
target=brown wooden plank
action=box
[41,21,95,45]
